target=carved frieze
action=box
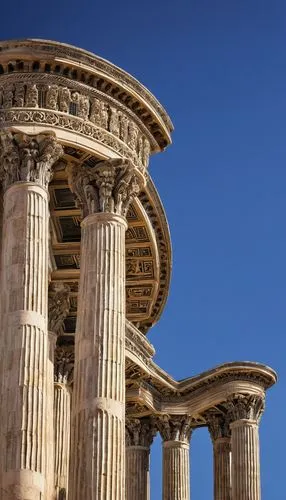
[0,131,63,190]
[25,84,38,107]
[0,79,152,169]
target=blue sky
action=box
[2,0,286,497]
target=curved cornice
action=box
[0,39,173,150]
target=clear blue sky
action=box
[2,0,285,497]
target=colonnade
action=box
[126,395,264,500]
[0,130,266,500]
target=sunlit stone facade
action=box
[0,39,276,499]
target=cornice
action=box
[0,39,173,149]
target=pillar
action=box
[68,159,144,500]
[54,347,74,500]
[207,414,231,500]
[0,132,62,499]
[125,418,156,500]
[157,415,193,500]
[227,394,265,500]
[48,284,71,499]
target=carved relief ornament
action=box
[206,413,230,442]
[54,346,74,384]
[0,131,63,191]
[0,79,152,168]
[48,283,70,334]
[225,393,265,424]
[156,415,193,443]
[125,417,157,448]
[68,159,145,218]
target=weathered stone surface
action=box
[158,416,193,500]
[125,418,156,500]
[207,413,231,500]
[0,132,62,499]
[0,182,50,499]
[69,212,128,500]
[228,394,264,500]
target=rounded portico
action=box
[0,39,277,500]
[0,38,173,500]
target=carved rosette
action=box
[126,418,157,448]
[157,415,193,443]
[68,158,145,218]
[225,394,265,424]
[206,413,231,442]
[0,131,63,191]
[55,347,74,384]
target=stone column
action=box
[227,394,265,500]
[48,284,71,499]
[68,160,144,500]
[207,414,231,500]
[54,347,74,500]
[0,132,62,499]
[125,418,157,500]
[157,415,193,500]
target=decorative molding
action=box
[0,39,173,145]
[0,131,63,190]
[125,417,157,447]
[0,108,148,171]
[68,159,145,218]
[0,76,152,169]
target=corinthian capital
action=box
[157,415,193,443]
[48,283,70,334]
[125,417,157,448]
[225,394,265,424]
[55,346,74,384]
[0,131,63,190]
[68,158,145,218]
[206,413,230,442]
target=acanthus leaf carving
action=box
[0,131,63,190]
[48,283,70,334]
[225,393,265,424]
[68,158,144,218]
[205,413,230,441]
[54,346,74,384]
[125,417,157,448]
[156,415,194,443]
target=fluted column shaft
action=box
[47,332,57,500]
[230,419,261,500]
[70,212,127,500]
[126,446,150,500]
[213,438,231,500]
[54,382,71,499]
[0,182,49,499]
[163,441,190,500]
